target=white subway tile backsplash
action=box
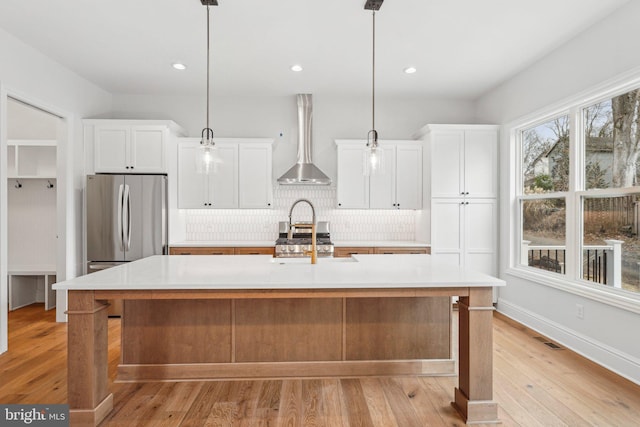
[184,185,418,241]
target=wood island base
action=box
[66,286,499,426]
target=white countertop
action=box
[53,254,504,291]
[170,241,430,248]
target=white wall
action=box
[0,26,112,349]
[476,1,640,384]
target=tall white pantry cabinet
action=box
[418,124,499,277]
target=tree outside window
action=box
[522,116,570,194]
[581,88,640,295]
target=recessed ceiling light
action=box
[172,63,187,70]
[290,64,303,72]
[404,67,417,74]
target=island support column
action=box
[67,290,113,426]
[453,287,499,424]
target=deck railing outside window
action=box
[521,240,623,288]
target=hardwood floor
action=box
[2,304,640,426]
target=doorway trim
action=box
[0,83,74,353]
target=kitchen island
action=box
[53,254,505,426]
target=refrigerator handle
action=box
[117,184,125,251]
[123,184,131,252]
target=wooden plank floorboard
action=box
[2,305,640,426]
[358,378,398,427]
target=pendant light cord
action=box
[372,10,376,133]
[206,5,210,132]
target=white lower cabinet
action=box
[431,198,497,276]
[178,139,273,209]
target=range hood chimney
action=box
[277,94,331,185]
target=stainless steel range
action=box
[275,221,334,258]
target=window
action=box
[519,116,569,275]
[583,89,640,190]
[522,199,566,274]
[522,116,570,194]
[579,87,640,295]
[582,195,640,294]
[516,86,640,297]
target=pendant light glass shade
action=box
[363,130,385,176]
[196,128,223,174]
[197,2,221,174]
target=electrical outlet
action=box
[576,304,584,319]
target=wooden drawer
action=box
[169,247,235,255]
[373,247,430,255]
[234,247,275,256]
[333,247,375,257]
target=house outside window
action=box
[519,115,569,276]
[516,87,640,297]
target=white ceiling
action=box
[0,0,629,99]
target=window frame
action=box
[508,72,640,314]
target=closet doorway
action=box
[6,98,61,318]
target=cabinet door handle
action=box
[338,203,342,206]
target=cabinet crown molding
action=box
[412,124,499,140]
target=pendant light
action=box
[196,0,223,174]
[363,0,384,176]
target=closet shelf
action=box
[8,139,57,146]
[7,140,57,179]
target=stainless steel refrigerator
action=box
[86,174,168,273]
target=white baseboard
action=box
[497,298,640,386]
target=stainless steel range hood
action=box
[277,94,331,185]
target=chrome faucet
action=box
[288,198,317,264]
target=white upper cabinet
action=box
[87,120,186,174]
[393,144,423,209]
[336,142,369,209]
[369,145,396,209]
[178,145,209,208]
[209,145,239,208]
[177,139,273,209]
[427,126,498,199]
[336,140,422,209]
[238,143,273,208]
